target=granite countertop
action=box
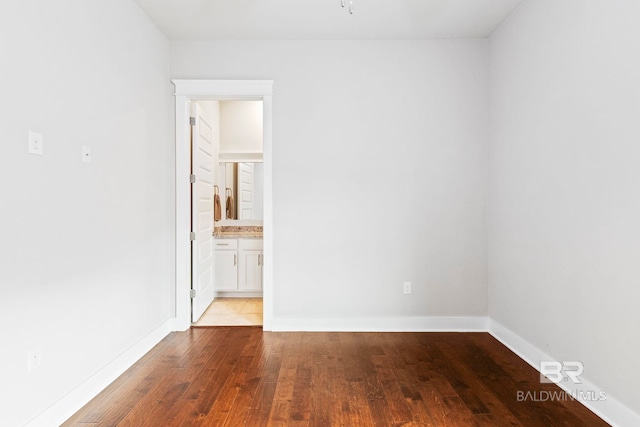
[213,225,263,238]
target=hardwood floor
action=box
[63,328,609,426]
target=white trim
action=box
[261,94,273,331]
[173,79,274,98]
[488,319,640,427]
[25,320,173,427]
[271,316,488,332]
[172,79,274,332]
[215,291,263,298]
[174,93,191,331]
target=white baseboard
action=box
[488,319,640,427]
[215,291,263,298]
[25,319,173,427]
[270,315,488,332]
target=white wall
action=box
[172,40,489,321]
[0,1,172,425]
[220,100,263,154]
[489,0,640,417]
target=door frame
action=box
[172,79,274,331]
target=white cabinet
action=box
[214,238,262,295]
[239,239,263,291]
[214,239,238,291]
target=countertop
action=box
[213,225,263,238]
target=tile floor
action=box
[192,298,263,327]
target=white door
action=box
[191,104,215,322]
[238,162,254,219]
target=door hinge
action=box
[190,117,196,126]
[190,289,196,299]
[190,231,196,241]
[190,174,196,184]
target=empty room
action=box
[1,0,639,426]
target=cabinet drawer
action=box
[214,239,238,250]
[239,238,263,250]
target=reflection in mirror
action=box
[219,162,263,221]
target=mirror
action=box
[218,162,263,221]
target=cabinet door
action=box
[239,250,263,291]
[214,250,238,290]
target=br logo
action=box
[540,361,584,384]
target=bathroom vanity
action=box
[213,231,263,297]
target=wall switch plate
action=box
[403,281,412,295]
[28,131,43,155]
[27,347,42,373]
[82,145,91,163]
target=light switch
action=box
[28,131,43,155]
[82,145,91,163]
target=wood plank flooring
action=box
[63,328,609,426]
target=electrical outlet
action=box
[82,145,92,163]
[28,131,43,155]
[27,347,42,373]
[403,281,412,295]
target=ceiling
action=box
[133,0,523,40]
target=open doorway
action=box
[191,99,265,326]
[173,80,274,332]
